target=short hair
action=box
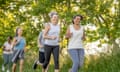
[48,11,58,18]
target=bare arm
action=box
[12,37,19,46]
[37,32,43,48]
[23,38,26,52]
[43,24,56,40]
[24,45,26,52]
[3,46,5,51]
[37,36,41,48]
[11,37,21,50]
[65,26,72,39]
[82,29,86,41]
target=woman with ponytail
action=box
[12,27,26,72]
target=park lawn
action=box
[0,51,120,72]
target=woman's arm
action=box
[65,27,72,39]
[23,38,27,52]
[3,46,5,51]
[82,29,86,41]
[11,37,20,50]
[43,24,56,40]
[38,32,43,48]
[24,45,26,52]
[12,37,18,46]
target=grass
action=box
[0,51,120,72]
[84,53,120,72]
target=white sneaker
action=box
[6,70,10,72]
[2,65,5,71]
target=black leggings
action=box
[39,51,45,63]
[43,45,59,69]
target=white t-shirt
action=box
[3,42,13,54]
[68,25,84,49]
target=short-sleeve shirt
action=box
[3,42,13,54]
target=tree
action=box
[0,0,120,54]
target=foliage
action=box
[0,0,119,47]
[0,0,120,71]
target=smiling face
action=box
[51,14,58,24]
[73,16,81,25]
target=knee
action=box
[20,63,23,66]
[12,64,16,68]
[20,60,24,66]
[73,61,79,67]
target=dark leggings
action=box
[43,45,59,69]
[39,51,45,63]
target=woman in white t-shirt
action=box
[66,15,85,72]
[2,36,13,72]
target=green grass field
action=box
[0,51,120,72]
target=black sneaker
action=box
[33,59,38,70]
